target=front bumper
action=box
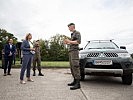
[80,57,133,75]
[85,68,123,76]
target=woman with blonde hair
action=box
[20,33,35,84]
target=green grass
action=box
[42,61,69,67]
[0,60,70,68]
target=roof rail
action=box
[88,39,114,43]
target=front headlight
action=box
[118,53,131,58]
[79,54,86,59]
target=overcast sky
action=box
[0,0,133,53]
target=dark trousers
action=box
[4,56,13,74]
[13,56,16,65]
[20,54,33,80]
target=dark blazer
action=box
[21,40,32,55]
[4,44,16,59]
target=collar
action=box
[71,30,76,34]
[72,30,76,33]
[9,43,12,45]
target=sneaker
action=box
[27,78,34,82]
[20,80,26,84]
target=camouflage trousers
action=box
[69,50,81,80]
[33,56,41,71]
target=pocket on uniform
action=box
[72,59,79,67]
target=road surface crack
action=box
[80,88,88,100]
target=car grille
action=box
[87,52,118,57]
[87,53,99,57]
[104,53,118,57]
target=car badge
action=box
[99,53,105,57]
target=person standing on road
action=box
[32,40,44,76]
[2,49,5,69]
[3,38,16,76]
[13,49,17,65]
[64,23,81,90]
[20,33,35,84]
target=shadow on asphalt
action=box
[81,76,124,85]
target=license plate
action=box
[93,60,112,65]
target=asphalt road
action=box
[0,68,133,100]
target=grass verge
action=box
[0,60,70,68]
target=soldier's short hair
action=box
[36,40,39,42]
[68,23,75,27]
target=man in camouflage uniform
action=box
[64,23,81,90]
[33,40,44,76]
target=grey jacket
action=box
[21,40,32,55]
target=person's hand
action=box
[30,48,35,51]
[8,52,12,56]
[63,40,67,44]
[64,39,70,44]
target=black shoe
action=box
[68,79,76,86]
[70,80,81,90]
[33,71,36,76]
[7,73,12,75]
[38,73,44,76]
[3,73,7,76]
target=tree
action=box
[48,34,69,61]
[39,39,50,61]
[131,53,133,59]
[37,34,70,61]
[0,29,17,44]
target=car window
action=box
[85,42,119,49]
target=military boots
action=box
[70,79,81,90]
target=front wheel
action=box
[122,74,132,85]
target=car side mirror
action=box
[79,48,83,51]
[120,46,126,49]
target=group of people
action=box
[3,23,81,90]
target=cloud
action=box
[0,0,133,53]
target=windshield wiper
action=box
[88,48,102,49]
[103,47,115,49]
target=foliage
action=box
[131,54,133,59]
[40,34,70,61]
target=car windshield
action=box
[85,42,119,49]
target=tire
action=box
[80,67,85,81]
[122,74,132,85]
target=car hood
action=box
[79,48,128,54]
